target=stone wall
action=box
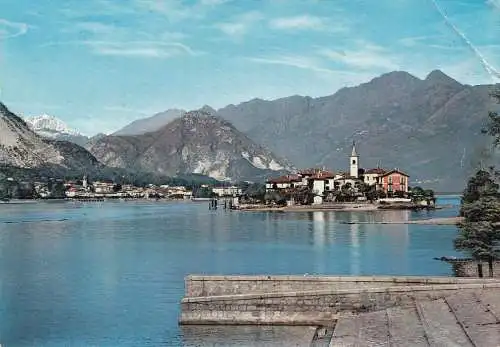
[180,276,500,326]
[185,275,495,297]
[448,260,500,278]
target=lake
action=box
[0,197,463,346]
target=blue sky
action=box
[1,0,499,135]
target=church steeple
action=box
[350,140,359,178]
[351,140,358,157]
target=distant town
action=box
[0,175,244,201]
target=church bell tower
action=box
[350,141,359,178]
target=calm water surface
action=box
[0,197,462,346]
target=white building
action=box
[265,175,303,190]
[212,186,242,197]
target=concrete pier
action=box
[179,275,500,346]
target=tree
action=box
[243,183,266,202]
[455,196,500,276]
[461,170,499,206]
[264,190,287,206]
[455,89,500,277]
[481,90,500,147]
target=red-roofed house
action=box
[380,169,409,194]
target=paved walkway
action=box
[330,290,500,347]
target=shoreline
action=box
[236,203,449,213]
[340,216,464,225]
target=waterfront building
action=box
[212,186,242,197]
[265,141,410,203]
[380,169,409,194]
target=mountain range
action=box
[88,109,292,181]
[91,70,497,191]
[216,70,499,191]
[5,70,499,190]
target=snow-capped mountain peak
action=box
[25,114,81,138]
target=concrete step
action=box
[330,310,390,347]
[329,315,358,347]
[476,290,500,321]
[387,306,429,346]
[445,291,500,347]
[416,298,473,347]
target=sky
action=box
[1,0,499,135]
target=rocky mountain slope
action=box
[25,114,90,147]
[216,70,500,191]
[88,109,292,181]
[113,109,186,136]
[0,102,100,172]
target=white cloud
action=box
[215,11,263,38]
[0,19,28,40]
[269,15,334,31]
[216,22,247,37]
[318,45,399,71]
[89,41,201,58]
[248,55,338,74]
[42,40,202,58]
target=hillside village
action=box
[265,142,418,206]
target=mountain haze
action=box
[89,109,292,181]
[114,109,186,136]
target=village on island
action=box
[250,141,435,211]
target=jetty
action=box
[179,275,500,346]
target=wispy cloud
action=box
[398,35,463,52]
[73,21,118,35]
[317,40,400,70]
[0,19,29,40]
[399,35,434,47]
[318,48,399,70]
[59,0,135,18]
[248,55,337,74]
[215,11,263,38]
[269,15,336,31]
[42,40,202,58]
[134,0,232,20]
[70,20,187,41]
[89,41,202,58]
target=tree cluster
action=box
[455,90,500,277]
